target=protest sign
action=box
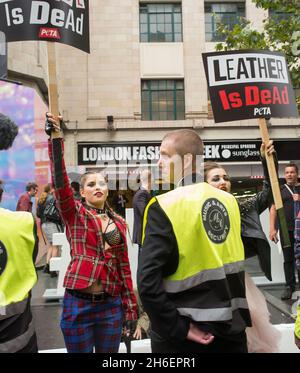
[0,0,90,53]
[202,50,298,123]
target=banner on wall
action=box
[0,0,90,53]
[202,50,298,123]
[78,140,300,166]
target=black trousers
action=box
[17,333,38,353]
[280,230,299,288]
[150,330,248,353]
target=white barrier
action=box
[274,324,299,353]
[43,233,71,300]
[39,339,141,354]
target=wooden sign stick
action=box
[47,42,60,139]
[258,118,291,248]
[47,41,63,188]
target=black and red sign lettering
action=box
[202,50,298,123]
[0,0,89,53]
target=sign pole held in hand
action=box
[258,118,290,248]
[47,42,60,139]
[202,49,299,249]
[47,41,64,187]
[1,1,90,187]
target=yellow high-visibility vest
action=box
[0,208,37,307]
[143,183,249,324]
[295,303,300,339]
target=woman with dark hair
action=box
[204,142,281,353]
[0,113,18,151]
[45,113,137,353]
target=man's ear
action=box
[183,153,193,171]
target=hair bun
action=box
[0,114,19,150]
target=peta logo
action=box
[39,27,61,39]
[254,107,271,116]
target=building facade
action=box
[6,0,300,193]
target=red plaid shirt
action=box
[48,139,137,321]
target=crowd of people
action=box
[1,112,300,353]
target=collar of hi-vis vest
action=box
[0,208,37,307]
[177,173,203,187]
[156,183,245,291]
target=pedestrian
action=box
[204,140,281,353]
[269,163,300,300]
[0,114,38,353]
[294,210,300,350]
[37,183,64,277]
[132,169,152,255]
[138,129,251,353]
[113,191,128,218]
[45,113,137,353]
[294,210,300,275]
[16,181,38,212]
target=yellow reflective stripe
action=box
[177,298,248,322]
[141,197,156,245]
[163,261,244,293]
[0,298,28,321]
[295,303,300,339]
[0,319,35,353]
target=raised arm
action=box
[46,114,76,223]
[269,204,278,242]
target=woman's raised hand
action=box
[45,112,63,136]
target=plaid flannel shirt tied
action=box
[48,139,137,321]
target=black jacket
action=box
[132,188,151,245]
[138,193,251,342]
[238,157,273,280]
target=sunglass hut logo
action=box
[3,0,86,40]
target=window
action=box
[205,2,245,42]
[141,80,185,120]
[269,9,295,22]
[140,3,182,42]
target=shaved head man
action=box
[158,129,204,187]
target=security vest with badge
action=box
[150,182,251,333]
[0,208,37,353]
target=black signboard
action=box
[78,143,161,165]
[202,50,298,123]
[0,0,90,53]
[0,31,7,79]
[204,140,300,162]
[78,140,300,165]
